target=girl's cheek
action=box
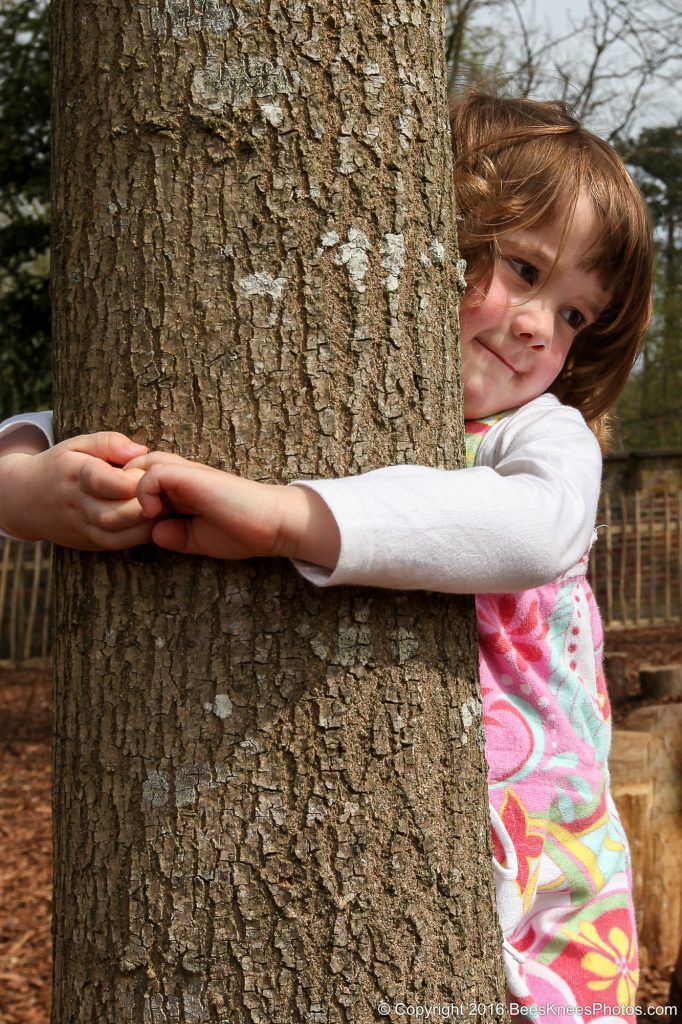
[460,303,505,342]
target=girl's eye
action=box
[507,257,539,286]
[562,307,588,332]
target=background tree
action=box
[51,1,506,1021]
[444,0,682,140]
[613,125,682,449]
[0,0,50,417]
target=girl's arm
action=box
[130,451,340,566]
[131,395,600,594]
[0,412,155,549]
[291,396,601,593]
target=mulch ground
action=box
[0,635,679,1023]
[0,668,52,1024]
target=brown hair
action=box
[450,90,654,449]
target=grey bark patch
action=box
[335,229,370,293]
[428,237,445,266]
[455,257,467,293]
[260,101,284,126]
[203,693,234,718]
[459,695,482,745]
[237,271,287,300]
[192,56,289,111]
[142,770,169,808]
[380,233,405,293]
[150,0,236,41]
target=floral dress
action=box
[466,415,638,1020]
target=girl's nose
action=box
[510,305,553,350]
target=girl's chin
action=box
[463,394,500,419]
[461,373,504,420]
[464,406,497,419]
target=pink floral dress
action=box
[466,415,638,1021]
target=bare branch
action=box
[444,0,682,132]
[507,0,537,95]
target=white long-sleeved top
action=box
[0,395,601,592]
[291,394,602,593]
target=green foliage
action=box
[0,0,51,419]
[613,126,682,451]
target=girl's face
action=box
[460,194,610,419]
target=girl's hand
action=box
[0,432,155,550]
[127,451,340,568]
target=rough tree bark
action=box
[51,1,507,1021]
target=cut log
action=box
[639,664,682,700]
[611,705,682,968]
[605,651,637,703]
[670,939,682,1012]
[610,731,653,968]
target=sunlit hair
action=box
[449,90,654,450]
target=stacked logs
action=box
[609,659,682,1004]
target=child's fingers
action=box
[63,432,149,466]
[124,451,192,472]
[79,460,145,500]
[82,494,148,533]
[84,519,156,551]
[151,518,198,554]
[135,462,209,519]
[136,469,166,520]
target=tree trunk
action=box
[51,2,506,1021]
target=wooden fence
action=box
[588,490,682,629]
[0,488,680,663]
[0,540,52,665]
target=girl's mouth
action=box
[474,337,517,374]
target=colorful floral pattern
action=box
[466,415,637,1022]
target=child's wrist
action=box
[0,423,49,459]
[0,453,36,538]
[284,485,340,570]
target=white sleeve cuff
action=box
[0,411,54,448]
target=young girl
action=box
[0,92,653,1017]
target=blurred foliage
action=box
[0,0,50,420]
[613,126,682,451]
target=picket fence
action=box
[1,489,680,664]
[588,490,682,629]
[0,539,52,665]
